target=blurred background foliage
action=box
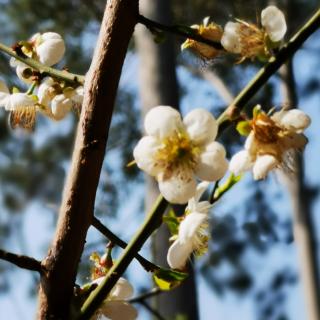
[0,0,319,319]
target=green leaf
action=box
[163,209,180,235]
[214,174,242,201]
[236,120,251,136]
[153,268,188,291]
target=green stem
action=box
[217,7,320,130]
[138,14,223,50]
[0,42,85,85]
[79,195,168,319]
[81,7,320,319]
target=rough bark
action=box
[135,1,199,319]
[36,1,138,318]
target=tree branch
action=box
[92,217,159,272]
[0,249,42,273]
[79,195,168,319]
[36,1,139,319]
[129,287,162,303]
[0,42,84,85]
[137,14,223,50]
[78,7,320,319]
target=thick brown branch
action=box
[0,249,42,273]
[92,217,159,272]
[36,1,139,319]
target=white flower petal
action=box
[273,109,311,132]
[0,80,10,107]
[109,278,134,301]
[221,22,242,53]
[6,93,35,111]
[167,238,193,270]
[183,108,218,144]
[37,78,56,107]
[253,154,278,180]
[158,171,197,204]
[193,181,210,203]
[244,132,258,152]
[36,32,65,66]
[99,301,137,320]
[261,6,287,42]
[144,106,183,139]
[133,136,162,177]
[229,150,253,175]
[195,142,228,181]
[179,212,207,241]
[16,64,33,84]
[51,94,72,120]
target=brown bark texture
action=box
[36,0,138,318]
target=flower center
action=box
[155,131,200,177]
[238,22,266,59]
[252,113,281,143]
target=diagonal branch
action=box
[0,42,84,84]
[0,249,42,273]
[138,14,223,50]
[92,217,159,272]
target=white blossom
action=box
[229,108,311,179]
[221,6,287,60]
[167,182,211,270]
[32,32,65,66]
[0,80,37,130]
[133,106,228,204]
[10,58,33,84]
[91,277,137,320]
[37,79,83,120]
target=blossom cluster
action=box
[0,32,83,130]
[134,105,311,270]
[182,5,287,62]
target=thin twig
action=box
[129,287,162,303]
[0,249,42,273]
[79,195,168,319]
[138,14,223,50]
[92,217,159,272]
[0,42,85,84]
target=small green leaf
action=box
[153,268,188,291]
[214,174,242,201]
[163,209,180,235]
[236,120,251,136]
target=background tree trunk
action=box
[278,4,320,319]
[135,1,199,319]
